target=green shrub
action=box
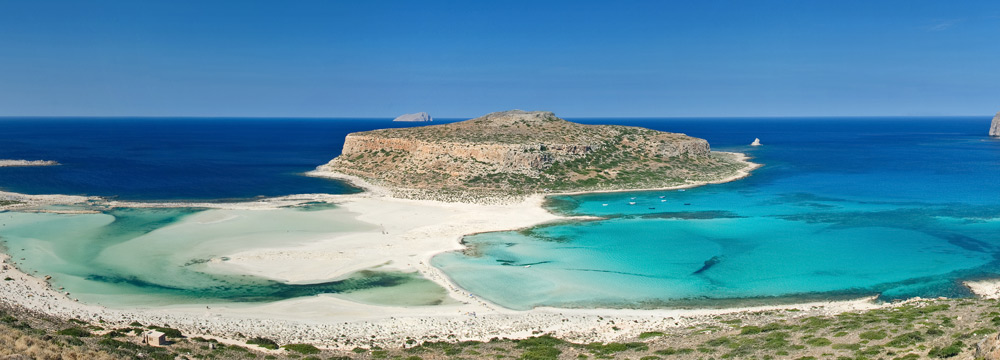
[147,326,183,338]
[859,330,887,340]
[98,338,141,351]
[57,327,91,337]
[247,336,279,350]
[520,346,561,360]
[283,343,321,355]
[927,340,963,358]
[885,332,924,348]
[832,343,862,350]
[638,331,664,339]
[926,328,945,336]
[740,325,762,335]
[516,335,565,348]
[806,337,832,346]
[762,323,786,332]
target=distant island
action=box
[0,159,59,167]
[392,112,433,122]
[317,110,755,201]
[991,111,999,137]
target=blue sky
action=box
[0,0,998,118]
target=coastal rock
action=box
[976,333,1000,360]
[751,138,761,146]
[320,110,745,198]
[0,160,60,167]
[991,111,1000,137]
[393,112,433,122]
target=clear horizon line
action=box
[0,114,990,120]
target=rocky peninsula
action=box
[317,110,753,201]
[991,111,1000,137]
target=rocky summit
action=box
[320,110,748,198]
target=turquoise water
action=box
[4,117,1000,310]
[0,207,450,307]
[433,118,1000,310]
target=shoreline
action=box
[305,151,762,205]
[1,247,897,349]
[3,151,993,348]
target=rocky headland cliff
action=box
[318,110,751,200]
[991,111,1000,137]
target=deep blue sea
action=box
[3,116,1000,309]
[0,117,457,200]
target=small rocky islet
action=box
[320,110,750,200]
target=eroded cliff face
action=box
[991,112,1000,137]
[319,110,741,197]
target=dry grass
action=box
[0,326,119,360]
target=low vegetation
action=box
[4,298,999,359]
[0,199,23,207]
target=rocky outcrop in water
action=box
[991,111,1000,137]
[0,160,59,167]
[393,112,432,122]
[320,110,747,198]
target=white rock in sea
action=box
[750,138,762,146]
[393,112,433,122]
[990,111,1000,137]
[0,159,60,167]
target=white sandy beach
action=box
[0,152,930,349]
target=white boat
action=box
[602,203,608,206]
[628,202,636,205]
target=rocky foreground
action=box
[4,291,1000,360]
[319,110,751,201]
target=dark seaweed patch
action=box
[692,256,722,275]
[639,211,744,220]
[87,270,420,303]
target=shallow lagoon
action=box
[4,117,1000,310]
[433,118,1000,310]
[0,206,451,307]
